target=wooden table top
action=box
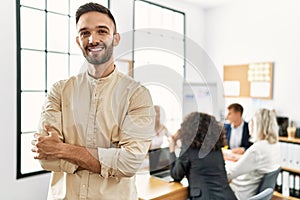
[136,172,188,200]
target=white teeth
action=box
[89,47,104,52]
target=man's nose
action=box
[88,32,100,44]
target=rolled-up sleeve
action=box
[98,86,155,177]
[38,81,78,173]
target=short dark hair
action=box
[178,112,226,151]
[75,2,117,32]
[228,103,243,115]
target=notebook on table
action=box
[148,147,173,182]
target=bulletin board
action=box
[223,62,273,99]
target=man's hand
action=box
[32,125,101,173]
[31,125,63,160]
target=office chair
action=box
[248,167,281,200]
[248,188,274,200]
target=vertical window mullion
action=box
[16,0,22,179]
[45,0,48,93]
[68,0,71,76]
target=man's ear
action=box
[113,33,120,46]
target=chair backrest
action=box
[248,188,274,200]
[257,167,281,193]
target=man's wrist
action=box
[57,143,70,159]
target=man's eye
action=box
[80,31,90,37]
[98,29,108,34]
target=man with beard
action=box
[31,3,155,200]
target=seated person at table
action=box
[150,105,171,150]
[169,112,237,200]
[226,108,281,200]
[225,103,252,154]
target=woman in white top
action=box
[226,108,281,200]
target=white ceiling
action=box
[184,0,236,9]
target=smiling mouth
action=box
[88,46,104,53]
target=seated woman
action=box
[226,108,281,200]
[169,112,237,200]
[150,105,171,150]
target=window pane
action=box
[21,50,45,90]
[147,85,182,134]
[134,50,184,76]
[20,0,45,10]
[70,55,86,76]
[47,0,69,15]
[148,4,163,29]
[47,13,69,52]
[21,7,45,50]
[135,1,150,29]
[47,53,69,91]
[21,92,46,132]
[134,1,184,34]
[162,9,173,31]
[21,132,43,174]
[173,12,184,35]
[69,17,81,54]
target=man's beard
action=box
[83,41,114,65]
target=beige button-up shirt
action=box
[38,68,155,200]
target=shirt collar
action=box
[231,120,244,130]
[86,66,118,84]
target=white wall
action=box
[204,0,300,124]
[1,0,50,199]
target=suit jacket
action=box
[224,121,252,150]
[170,148,237,200]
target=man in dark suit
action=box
[224,103,252,154]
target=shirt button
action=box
[82,184,86,188]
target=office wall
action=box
[204,0,300,123]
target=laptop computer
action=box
[148,147,173,182]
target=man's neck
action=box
[233,119,243,128]
[88,62,115,79]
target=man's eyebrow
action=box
[78,25,110,33]
[78,27,88,33]
[96,25,110,30]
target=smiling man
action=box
[31,3,155,200]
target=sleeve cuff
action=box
[60,160,79,174]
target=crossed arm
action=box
[31,125,101,173]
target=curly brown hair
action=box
[178,112,226,151]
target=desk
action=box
[136,172,188,200]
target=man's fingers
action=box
[33,132,41,139]
[31,146,37,152]
[44,125,59,138]
[31,139,37,146]
[34,153,48,160]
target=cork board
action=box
[223,62,273,99]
